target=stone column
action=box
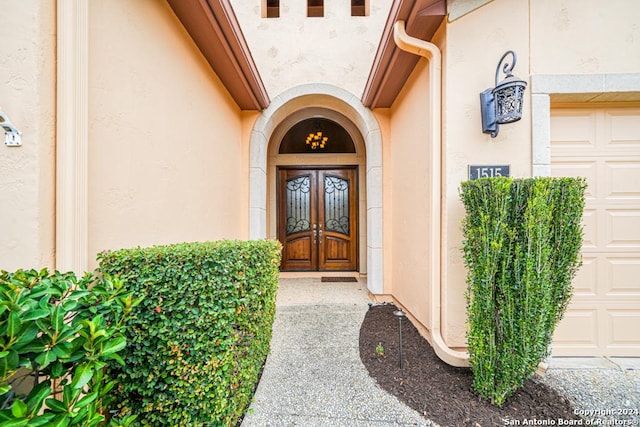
[56,0,89,274]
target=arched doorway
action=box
[249,84,383,294]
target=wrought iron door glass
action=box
[324,175,350,235]
[285,175,311,235]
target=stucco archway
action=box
[249,84,383,294]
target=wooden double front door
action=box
[277,167,358,271]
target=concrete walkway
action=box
[241,278,431,427]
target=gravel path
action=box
[242,279,430,426]
[538,362,640,426]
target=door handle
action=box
[318,229,323,244]
[313,224,317,244]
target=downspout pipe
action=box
[393,20,469,367]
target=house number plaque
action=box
[468,165,510,180]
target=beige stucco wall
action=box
[386,0,640,351]
[530,0,640,75]
[377,109,393,292]
[385,57,434,328]
[87,0,249,268]
[441,0,532,348]
[384,0,533,349]
[230,0,392,98]
[0,0,56,271]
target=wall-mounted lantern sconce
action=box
[480,50,527,138]
[0,109,22,147]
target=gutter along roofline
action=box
[362,0,446,109]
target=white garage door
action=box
[551,106,640,357]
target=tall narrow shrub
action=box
[460,177,585,406]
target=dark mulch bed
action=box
[359,304,582,427]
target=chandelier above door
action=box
[278,117,355,154]
[305,121,328,150]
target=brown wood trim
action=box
[361,0,446,109]
[167,0,270,110]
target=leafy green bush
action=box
[460,177,586,406]
[98,240,282,426]
[0,269,139,426]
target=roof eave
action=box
[167,0,270,110]
[362,0,446,109]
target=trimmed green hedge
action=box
[460,177,586,406]
[97,240,281,426]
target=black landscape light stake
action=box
[393,309,406,369]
